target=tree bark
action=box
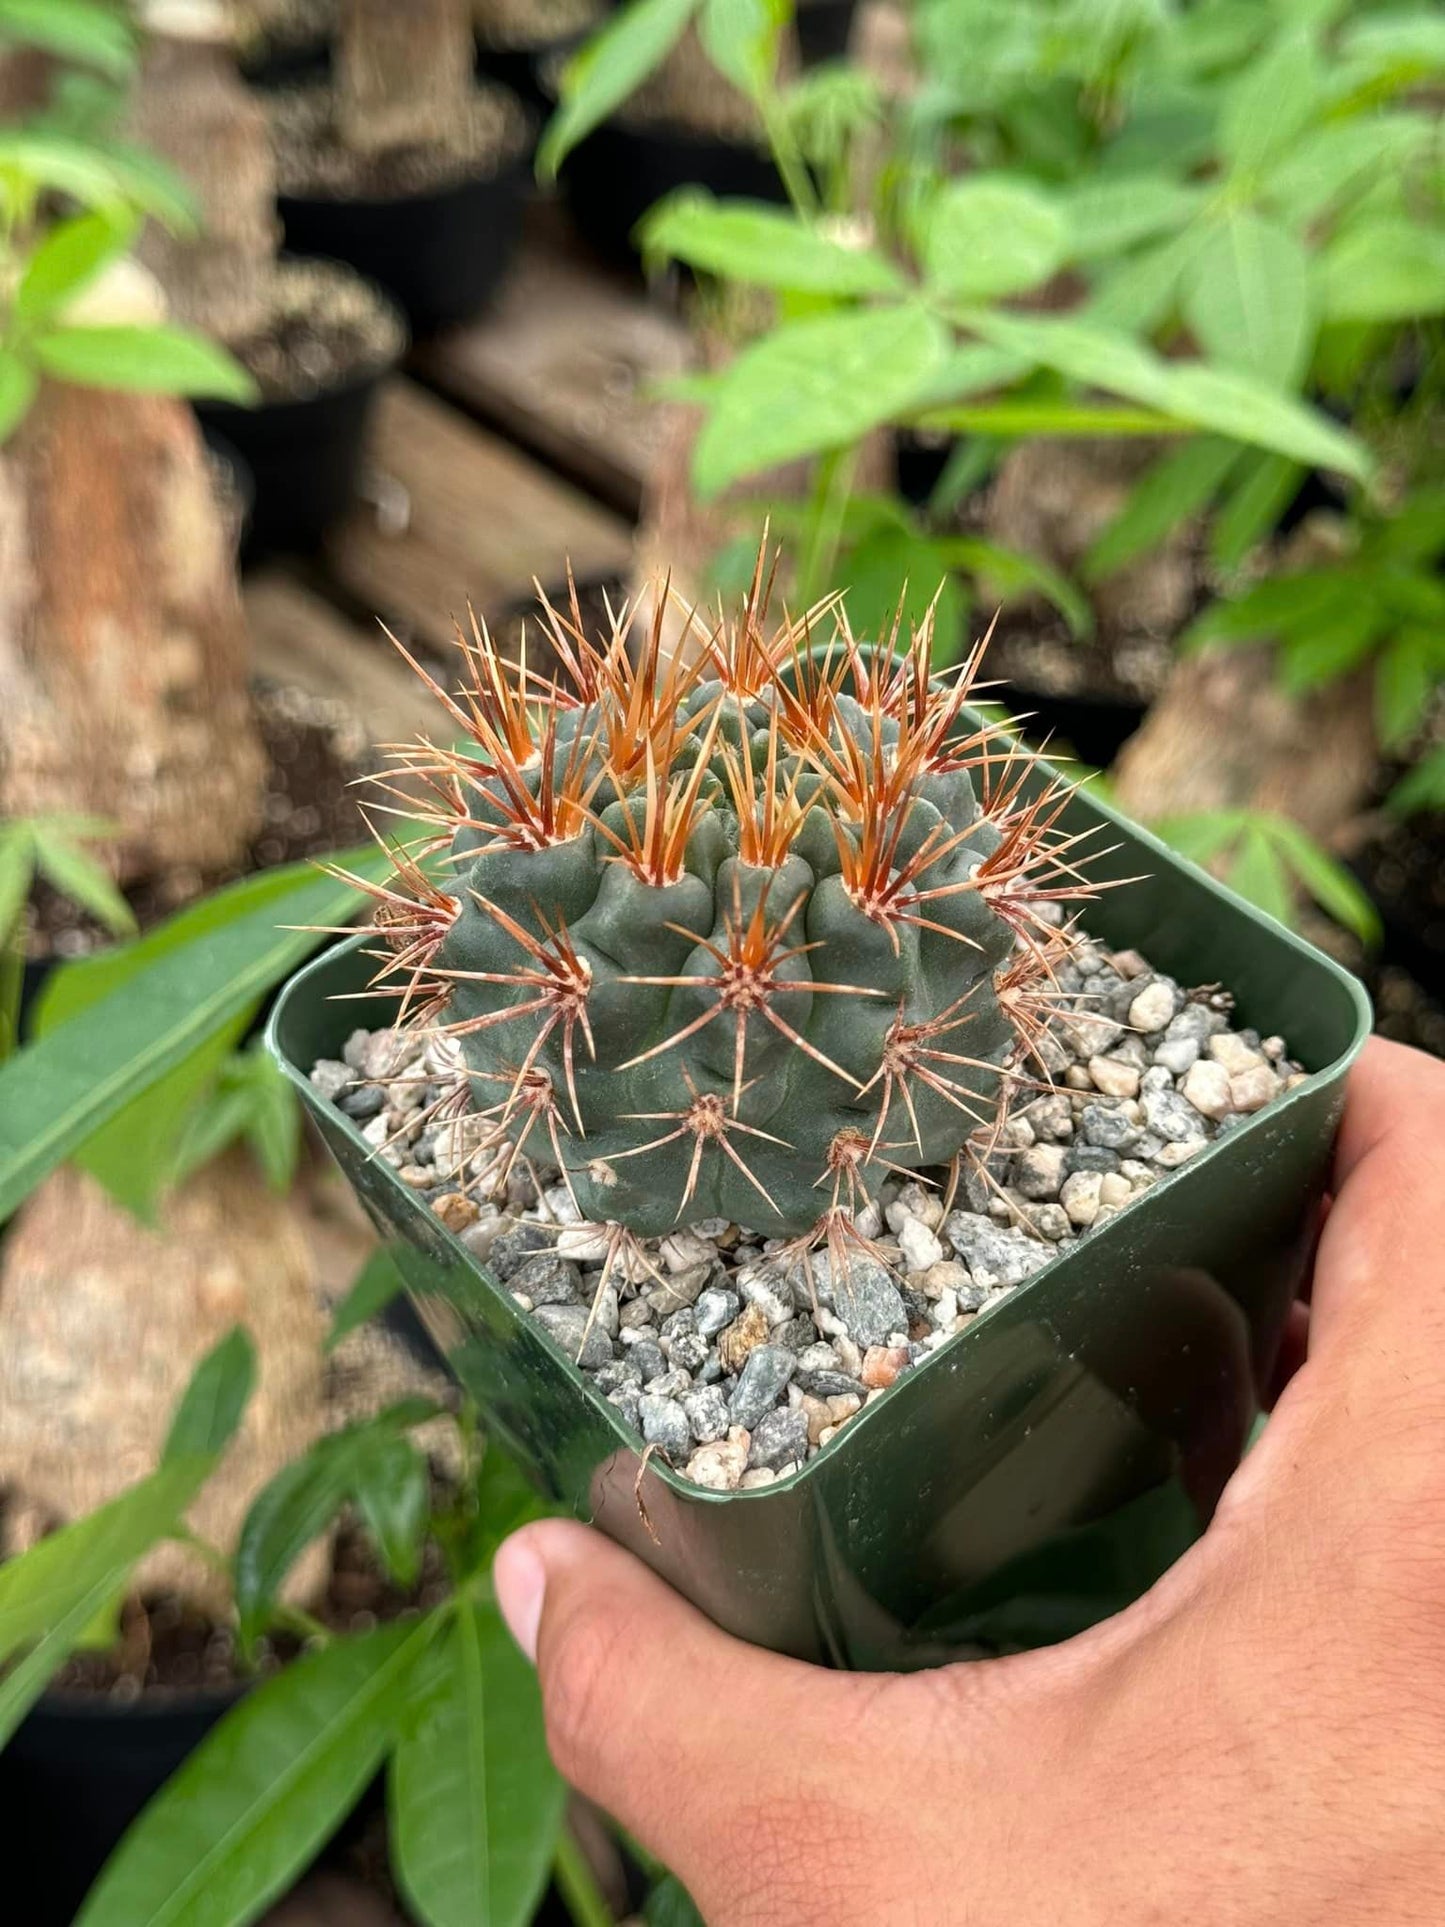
[131,21,278,344]
[336,0,473,155]
[0,382,265,881]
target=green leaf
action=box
[1263,113,1431,227]
[163,1327,257,1464]
[30,824,135,935]
[1265,816,1382,946]
[1374,629,1440,750]
[235,1402,436,1647]
[0,825,36,947]
[16,210,134,323]
[1182,211,1315,386]
[0,0,135,75]
[1276,599,1385,693]
[1084,437,1240,583]
[645,1875,707,1927]
[76,1621,436,1927]
[958,308,1373,481]
[1218,28,1322,178]
[839,524,969,665]
[0,132,187,222]
[909,341,1028,411]
[0,349,38,443]
[465,1445,551,1574]
[1182,571,1348,650]
[33,325,257,403]
[692,303,948,497]
[391,1604,564,1927]
[537,0,698,178]
[351,1436,429,1589]
[1225,823,1297,928]
[1376,487,1445,566]
[0,1460,206,1746]
[640,191,900,294]
[1320,217,1445,323]
[923,177,1067,301]
[1057,173,1205,261]
[0,850,389,1223]
[244,1054,301,1193]
[698,0,784,99]
[1387,746,1445,817]
[938,535,1093,641]
[1084,224,1206,332]
[326,1250,408,1353]
[1156,810,1245,868]
[1209,451,1305,572]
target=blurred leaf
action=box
[1376,487,1445,566]
[352,1436,429,1589]
[1084,437,1240,582]
[0,849,389,1223]
[1085,224,1205,332]
[1276,597,1384,693]
[1218,28,1321,177]
[645,1875,707,1927]
[0,0,134,75]
[0,824,36,946]
[839,524,969,664]
[639,191,901,294]
[1182,211,1314,386]
[1320,217,1445,324]
[1265,816,1381,945]
[938,535,1094,640]
[910,341,1028,411]
[30,823,134,935]
[1387,746,1445,816]
[390,1604,565,1927]
[163,1327,256,1464]
[698,0,784,99]
[1264,112,1430,226]
[919,399,1177,436]
[1182,571,1348,650]
[16,209,135,322]
[1057,173,1204,260]
[34,324,257,402]
[463,1444,550,1576]
[1374,629,1440,750]
[76,1622,436,1927]
[959,308,1372,479]
[693,303,947,496]
[0,349,38,442]
[923,176,1067,300]
[1155,809,1245,867]
[538,0,697,177]
[1225,824,1297,927]
[1209,451,1305,572]
[326,1251,408,1353]
[0,131,187,221]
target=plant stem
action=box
[797,442,860,605]
[0,923,23,1062]
[554,1825,615,1927]
[760,88,818,220]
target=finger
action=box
[493,1519,860,1869]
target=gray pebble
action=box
[644,1261,714,1317]
[310,1059,351,1103]
[339,1083,385,1120]
[682,1384,730,1444]
[593,1357,642,1395]
[694,1287,740,1337]
[1165,1003,1227,1045]
[1143,1087,1205,1143]
[796,1367,867,1398]
[490,1223,555,1280]
[627,1338,666,1383]
[664,1328,710,1374]
[729,1344,797,1428]
[773,1313,818,1353]
[943,1212,1052,1289]
[644,1368,693,1400]
[1153,1036,1200,1076]
[1014,1144,1068,1200]
[1080,1103,1144,1152]
[509,1253,582,1306]
[639,1395,692,1462]
[817,1254,908,1349]
[531,1303,615,1369]
[739,1268,795,1326]
[1066,1144,1121,1175]
[607,1388,641,1430]
[747,1407,810,1473]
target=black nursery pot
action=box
[195,354,391,560]
[795,0,860,64]
[269,736,1371,1672]
[0,1689,238,1926]
[561,117,786,266]
[278,148,532,335]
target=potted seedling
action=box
[131,2,406,554]
[269,550,1371,1668]
[269,0,533,332]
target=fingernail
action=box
[494,1534,546,1663]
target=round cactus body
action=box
[363,571,1081,1241]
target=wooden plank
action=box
[323,378,633,653]
[244,567,441,751]
[411,221,690,518]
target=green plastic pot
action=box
[268,752,1370,1670]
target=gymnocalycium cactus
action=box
[349,550,1096,1251]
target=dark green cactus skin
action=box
[431,682,1017,1235]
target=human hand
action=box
[494,1038,1445,1926]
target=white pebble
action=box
[739,1467,777,1489]
[1154,1037,1200,1076]
[660,1228,717,1273]
[1088,1054,1141,1099]
[1181,1059,1232,1121]
[1229,1066,1280,1113]
[898,1218,944,1273]
[1128,981,1178,1034]
[1208,1032,1265,1076]
[1060,1170,1102,1228]
[1099,1173,1132,1209]
[556,1225,612,1264]
[1154,1137,1207,1168]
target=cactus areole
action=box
[349,550,1096,1243]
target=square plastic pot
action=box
[268,759,1370,1670]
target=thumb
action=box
[493,1519,857,1865]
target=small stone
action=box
[747,1406,809,1473]
[739,1467,777,1489]
[1144,1086,1207,1142]
[309,1059,350,1103]
[1065,1144,1122,1175]
[944,1212,1052,1289]
[919,1260,970,1300]
[645,1261,713,1316]
[1000,1113,1036,1149]
[555,1225,613,1265]
[531,1303,614,1369]
[489,1223,555,1280]
[458,1210,504,1260]
[813,1253,908,1349]
[826,1391,861,1427]
[886,1182,945,1232]
[1128,979,1180,1034]
[593,1358,643,1395]
[1057,1008,1124,1057]
[772,1314,818,1353]
[619,1297,655,1332]
[607,1388,641,1430]
[853,1200,885,1241]
[1013,1144,1068,1200]
[1166,1003,1228,1046]
[1208,1032,1266,1076]
[717,1302,770,1373]
[663,1327,710,1373]
[1099,1172,1132,1208]
[694,1287,740,1337]
[589,1280,621,1338]
[861,1345,910,1389]
[1111,948,1149,979]
[1089,1055,1141,1099]
[685,1435,749,1490]
[660,1228,718,1273]
[1153,1036,1201,1076]
[799,1394,833,1446]
[1261,1036,1287,1062]
[1029,1203,1072,1241]
[1154,1137,1207,1168]
[1181,1059,1233,1121]
[510,1253,582,1305]
[1229,1065,1281,1113]
[728,1343,796,1428]
[898,1218,944,1272]
[431,1191,478,1234]
[1022,1093,1073,1141]
[339,1082,385,1120]
[639,1395,692,1461]
[682,1384,730,1444]
[739,1267,795,1327]
[1060,1169,1103,1228]
[626,1338,667,1383]
[645,1368,693,1399]
[1064,1064,1095,1091]
[397,1165,432,1190]
[1080,1103,1143,1152]
[797,1367,865,1399]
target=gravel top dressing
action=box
[311,932,1304,1491]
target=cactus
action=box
[348,551,1096,1249]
